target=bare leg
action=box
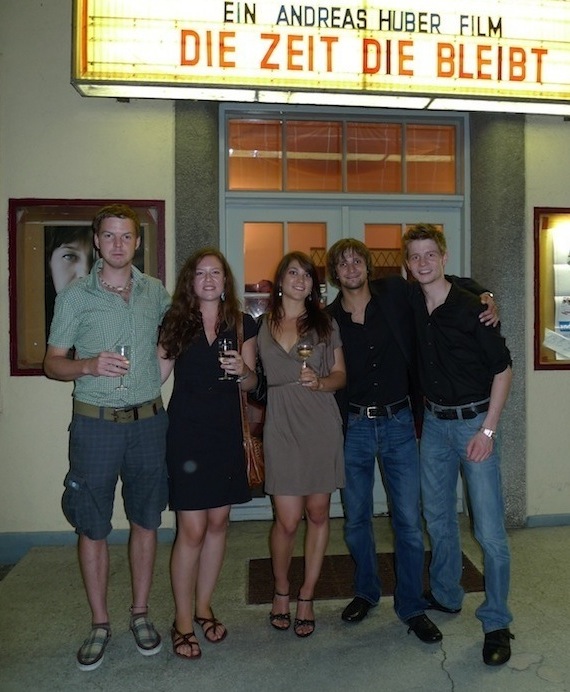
[270,495,304,622]
[128,522,157,614]
[295,493,331,635]
[78,535,110,624]
[195,505,231,641]
[170,510,207,653]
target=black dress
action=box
[166,314,256,511]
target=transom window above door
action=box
[226,115,460,195]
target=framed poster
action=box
[8,198,165,375]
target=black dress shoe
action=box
[423,590,462,614]
[341,597,374,623]
[406,614,443,643]
[483,628,514,666]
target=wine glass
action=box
[218,337,234,380]
[115,345,131,390]
[296,341,314,369]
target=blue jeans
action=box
[420,409,512,633]
[342,404,426,621]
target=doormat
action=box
[248,551,483,605]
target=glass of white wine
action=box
[218,337,234,380]
[296,341,314,369]
[115,345,131,390]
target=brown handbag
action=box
[242,410,265,488]
[237,317,265,489]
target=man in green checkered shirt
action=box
[44,204,170,671]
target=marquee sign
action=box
[72,0,570,107]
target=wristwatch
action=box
[480,427,496,440]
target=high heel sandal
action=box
[294,595,315,638]
[269,591,291,631]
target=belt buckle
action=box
[113,407,134,423]
[365,406,380,418]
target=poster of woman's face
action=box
[44,225,95,331]
[46,226,94,291]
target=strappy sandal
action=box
[171,623,202,660]
[76,622,111,671]
[294,596,316,638]
[269,591,291,631]
[194,613,228,643]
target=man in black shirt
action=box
[403,224,513,666]
[326,239,495,644]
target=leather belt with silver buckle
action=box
[349,398,410,419]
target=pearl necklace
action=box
[99,274,133,293]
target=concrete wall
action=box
[174,101,220,274]
[470,114,526,526]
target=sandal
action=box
[76,622,111,671]
[294,596,316,638]
[269,591,291,631]
[171,623,202,660]
[129,607,162,656]
[194,612,228,643]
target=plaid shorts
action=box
[62,409,168,540]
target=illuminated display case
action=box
[534,207,570,369]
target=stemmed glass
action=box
[218,337,234,380]
[115,345,131,390]
[296,341,314,369]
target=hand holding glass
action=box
[115,345,131,390]
[218,338,234,380]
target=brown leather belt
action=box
[73,396,163,423]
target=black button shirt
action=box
[411,283,512,406]
[334,294,409,406]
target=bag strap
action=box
[236,315,251,442]
[236,312,244,351]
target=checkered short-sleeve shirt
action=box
[48,259,171,406]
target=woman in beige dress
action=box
[257,251,346,637]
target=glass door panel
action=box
[364,224,403,279]
[350,208,463,276]
[243,221,327,317]
[244,222,283,284]
[244,222,283,318]
[225,205,343,305]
